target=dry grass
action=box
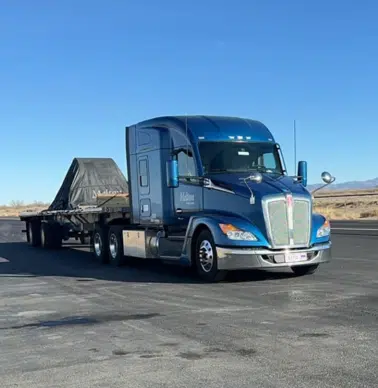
[2,188,378,220]
[0,201,50,217]
[313,188,378,220]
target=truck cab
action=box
[124,115,334,282]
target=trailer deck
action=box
[18,157,131,249]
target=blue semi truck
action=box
[19,115,335,282]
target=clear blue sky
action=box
[1,0,377,204]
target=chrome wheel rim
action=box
[94,233,102,256]
[109,233,118,259]
[199,240,214,272]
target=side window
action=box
[263,153,275,169]
[170,127,189,149]
[177,149,196,176]
[169,127,196,176]
[259,151,278,170]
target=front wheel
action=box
[194,229,227,283]
[291,264,319,276]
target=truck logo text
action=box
[92,189,123,199]
[179,192,195,205]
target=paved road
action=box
[330,220,378,236]
[0,219,377,388]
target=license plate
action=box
[285,252,307,263]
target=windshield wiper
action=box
[250,165,269,171]
[248,166,284,175]
[208,167,283,175]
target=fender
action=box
[179,213,269,266]
[311,213,331,245]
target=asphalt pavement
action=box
[330,220,378,236]
[0,218,377,388]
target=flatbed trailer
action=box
[19,202,131,246]
[19,157,132,251]
[19,115,335,282]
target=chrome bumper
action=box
[216,242,331,271]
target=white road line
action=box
[332,227,378,231]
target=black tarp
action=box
[48,158,129,210]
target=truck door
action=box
[173,148,203,227]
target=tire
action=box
[291,264,319,276]
[40,222,62,249]
[26,222,31,243]
[194,229,227,283]
[108,226,125,266]
[28,220,41,247]
[92,225,109,264]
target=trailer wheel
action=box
[28,220,41,247]
[194,229,227,283]
[26,222,31,243]
[108,226,124,266]
[92,225,109,264]
[40,223,62,249]
[291,264,319,276]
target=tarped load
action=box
[48,158,129,210]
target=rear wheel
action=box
[291,264,319,276]
[28,220,41,247]
[194,229,227,283]
[92,225,109,264]
[40,222,62,249]
[108,226,125,266]
[26,222,31,243]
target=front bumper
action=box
[216,242,331,271]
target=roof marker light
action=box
[237,136,243,140]
[198,136,205,139]
[229,136,235,139]
[246,136,251,140]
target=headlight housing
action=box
[316,219,330,238]
[219,223,257,241]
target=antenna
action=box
[293,119,297,175]
[185,114,189,175]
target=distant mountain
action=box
[307,177,378,192]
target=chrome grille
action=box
[267,199,289,246]
[264,195,311,248]
[292,199,311,245]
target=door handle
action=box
[176,208,183,214]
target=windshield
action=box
[198,141,284,175]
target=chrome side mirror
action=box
[321,171,335,184]
[240,172,263,205]
[311,171,336,197]
[247,172,263,184]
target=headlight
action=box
[316,219,330,238]
[219,223,257,241]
